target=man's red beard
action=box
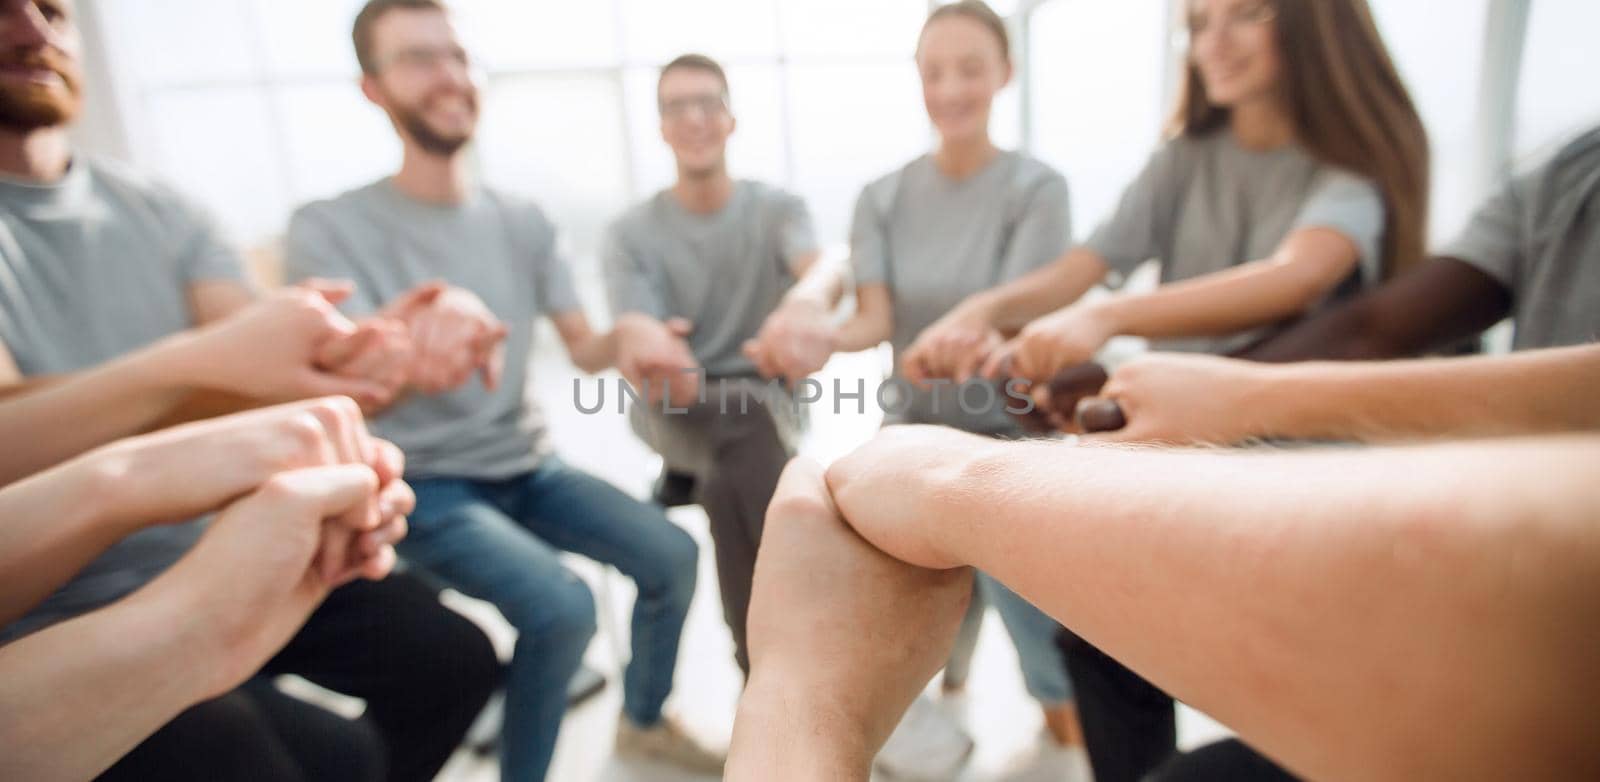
[0,48,83,131]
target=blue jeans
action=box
[403,457,699,782]
[982,572,1075,706]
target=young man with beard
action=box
[600,53,823,678]
[0,1,501,780]
[284,2,722,778]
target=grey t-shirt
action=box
[1438,125,1600,350]
[285,179,582,480]
[1086,128,1386,354]
[0,158,247,642]
[602,180,818,376]
[851,151,1072,434]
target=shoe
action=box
[995,731,1093,782]
[615,713,726,774]
[874,695,974,780]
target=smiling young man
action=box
[284,2,722,777]
[0,1,499,780]
[601,53,823,679]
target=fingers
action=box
[296,278,355,305]
[979,341,1017,381]
[744,338,780,380]
[296,369,391,413]
[371,439,406,486]
[382,280,448,321]
[315,322,381,369]
[665,317,694,338]
[1076,396,1129,434]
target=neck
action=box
[672,166,734,215]
[390,143,471,205]
[0,126,72,183]
[1229,97,1295,150]
[933,134,999,180]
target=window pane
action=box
[253,0,367,78]
[778,0,927,60]
[141,89,291,245]
[475,75,631,261]
[1369,0,1490,242]
[787,63,930,243]
[98,0,261,86]
[1028,0,1169,234]
[616,0,781,64]
[452,0,620,70]
[1515,0,1600,160]
[275,83,402,206]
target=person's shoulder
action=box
[289,178,390,230]
[1521,124,1600,198]
[79,157,206,219]
[1002,151,1069,193]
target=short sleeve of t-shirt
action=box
[284,205,381,318]
[527,213,582,316]
[154,182,250,288]
[1436,175,1526,288]
[1292,170,1386,283]
[1085,142,1181,275]
[599,222,669,320]
[849,178,893,286]
[999,170,1073,278]
[774,189,822,267]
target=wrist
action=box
[1081,298,1127,342]
[731,671,876,780]
[70,447,147,540]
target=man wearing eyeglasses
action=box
[601,53,825,680]
[284,1,723,779]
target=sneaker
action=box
[995,731,1093,782]
[874,695,975,780]
[615,714,726,774]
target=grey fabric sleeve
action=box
[1436,175,1525,288]
[998,171,1073,280]
[848,182,891,287]
[158,183,250,288]
[1084,142,1180,275]
[530,217,582,316]
[598,223,669,320]
[776,190,822,268]
[283,206,381,318]
[1292,170,1387,283]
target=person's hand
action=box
[743,297,836,384]
[728,458,973,780]
[983,303,1117,384]
[315,317,415,413]
[614,313,701,405]
[163,461,411,697]
[1007,361,1111,433]
[825,425,999,571]
[900,299,1005,385]
[176,282,395,408]
[89,398,408,578]
[383,282,509,395]
[1082,353,1272,445]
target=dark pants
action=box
[1059,631,1177,782]
[1058,632,1296,782]
[631,378,793,674]
[101,574,501,782]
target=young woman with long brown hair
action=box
[901,0,1429,389]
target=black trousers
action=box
[100,574,501,782]
[1058,631,1298,782]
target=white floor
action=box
[389,315,1234,781]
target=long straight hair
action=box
[1169,0,1430,278]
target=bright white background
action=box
[76,0,1600,264]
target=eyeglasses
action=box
[1186,0,1278,37]
[659,93,729,121]
[380,45,471,74]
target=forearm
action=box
[1259,345,1600,442]
[784,251,849,309]
[927,436,1600,780]
[0,583,222,782]
[0,457,131,626]
[728,672,876,781]
[0,341,198,485]
[1096,256,1346,341]
[974,247,1107,332]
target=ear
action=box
[726,113,738,136]
[1000,59,1015,89]
[359,74,385,108]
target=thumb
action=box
[1076,397,1128,434]
[383,281,448,319]
[297,278,355,306]
[665,317,694,338]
